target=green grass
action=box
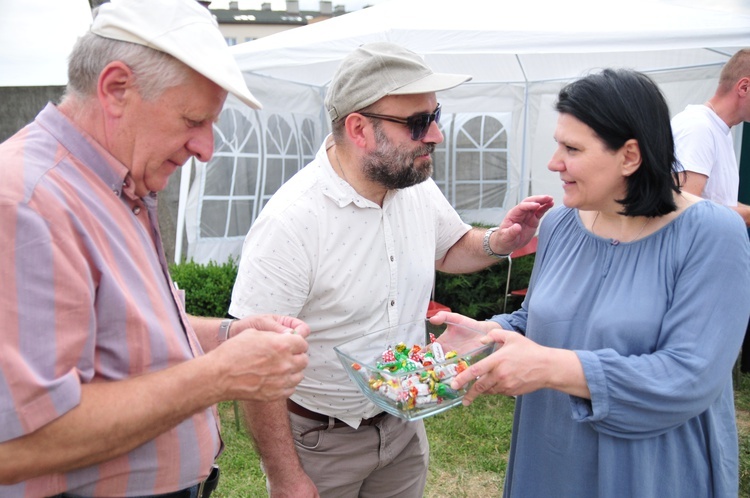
[735,372,750,497]
[213,374,750,497]
[423,396,514,497]
[213,404,266,498]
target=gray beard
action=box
[362,124,435,190]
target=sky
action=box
[207,0,391,11]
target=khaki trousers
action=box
[284,411,429,497]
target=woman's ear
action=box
[621,138,642,177]
[97,61,136,118]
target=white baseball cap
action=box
[91,0,262,109]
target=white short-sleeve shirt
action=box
[229,135,471,426]
[671,104,738,206]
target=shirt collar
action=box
[318,134,376,209]
[38,103,137,199]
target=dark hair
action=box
[556,68,679,217]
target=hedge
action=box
[168,256,534,320]
[434,254,534,320]
[169,259,238,318]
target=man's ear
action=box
[344,113,373,150]
[97,61,136,118]
[737,76,750,98]
[621,138,642,177]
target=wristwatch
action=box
[218,318,236,343]
[483,227,509,259]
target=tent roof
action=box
[231,0,750,88]
[1,0,92,87]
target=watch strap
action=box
[483,227,509,259]
[219,318,236,343]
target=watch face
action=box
[483,228,503,258]
[219,319,235,342]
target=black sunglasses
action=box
[359,104,441,141]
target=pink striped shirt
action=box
[0,104,221,497]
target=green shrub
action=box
[168,252,536,322]
[434,254,535,321]
[169,259,238,317]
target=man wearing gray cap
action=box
[230,42,553,497]
[0,0,310,497]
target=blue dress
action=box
[489,201,750,497]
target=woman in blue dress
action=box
[438,68,750,497]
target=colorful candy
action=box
[356,339,471,411]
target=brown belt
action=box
[286,399,386,436]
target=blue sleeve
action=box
[487,308,527,335]
[572,206,750,438]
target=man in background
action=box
[0,1,309,496]
[672,48,750,223]
[672,48,750,371]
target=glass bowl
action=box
[333,318,494,420]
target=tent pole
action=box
[174,158,193,264]
[517,54,530,205]
[519,81,530,203]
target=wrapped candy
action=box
[358,337,474,411]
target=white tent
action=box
[180,0,750,264]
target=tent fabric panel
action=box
[179,0,750,264]
[231,0,750,83]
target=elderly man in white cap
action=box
[0,0,310,497]
[229,42,554,497]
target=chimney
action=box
[319,0,332,15]
[261,2,271,10]
[286,0,300,14]
[228,1,239,9]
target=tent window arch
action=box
[196,109,317,243]
[262,114,298,211]
[200,107,262,238]
[197,110,510,247]
[434,112,510,225]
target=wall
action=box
[0,86,65,142]
[0,85,184,264]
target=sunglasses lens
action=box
[410,115,429,140]
[409,108,440,141]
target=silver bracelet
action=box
[218,318,236,343]
[483,227,510,259]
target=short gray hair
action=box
[718,48,750,93]
[65,31,190,102]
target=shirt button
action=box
[390,300,395,306]
[133,206,141,215]
[390,256,394,262]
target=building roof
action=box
[211,5,349,26]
